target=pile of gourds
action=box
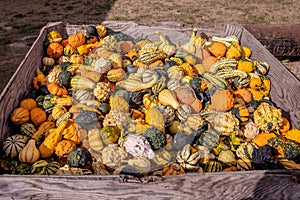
[1,24,300,176]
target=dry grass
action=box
[0,0,299,92]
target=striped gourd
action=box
[254,61,269,75]
[44,161,61,175]
[202,72,227,90]
[210,58,238,74]
[139,51,163,64]
[18,139,40,163]
[237,158,252,171]
[43,94,56,113]
[20,123,36,137]
[3,134,27,158]
[56,112,72,127]
[198,129,220,151]
[70,76,96,90]
[204,160,223,172]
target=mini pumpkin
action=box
[209,41,227,58]
[20,98,37,111]
[47,82,68,96]
[46,42,64,59]
[68,33,86,48]
[11,107,30,125]
[30,107,47,126]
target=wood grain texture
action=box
[0,170,300,199]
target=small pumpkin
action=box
[69,54,84,64]
[11,107,30,125]
[68,32,86,48]
[20,98,37,111]
[209,41,227,58]
[202,55,218,72]
[42,56,55,66]
[19,139,40,163]
[30,107,47,126]
[233,88,253,103]
[283,128,300,144]
[47,82,68,96]
[100,125,121,145]
[252,132,277,147]
[249,77,262,90]
[46,42,64,59]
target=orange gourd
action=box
[20,98,37,111]
[68,33,86,48]
[46,42,64,59]
[11,107,30,125]
[30,107,47,126]
[47,82,68,96]
[209,41,227,58]
[33,74,47,90]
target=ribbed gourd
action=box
[3,134,28,158]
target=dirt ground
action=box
[0,0,299,92]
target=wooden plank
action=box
[244,24,300,58]
[0,170,300,199]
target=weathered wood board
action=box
[0,21,300,199]
[0,170,300,199]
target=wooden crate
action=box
[0,21,300,199]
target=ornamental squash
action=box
[46,42,64,59]
[3,134,28,158]
[11,107,30,125]
[47,82,68,97]
[100,125,121,145]
[51,104,67,120]
[67,147,92,169]
[209,41,227,58]
[19,139,40,164]
[30,107,47,126]
[20,98,37,111]
[20,122,36,137]
[68,33,86,48]
[55,140,77,157]
[33,74,47,90]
